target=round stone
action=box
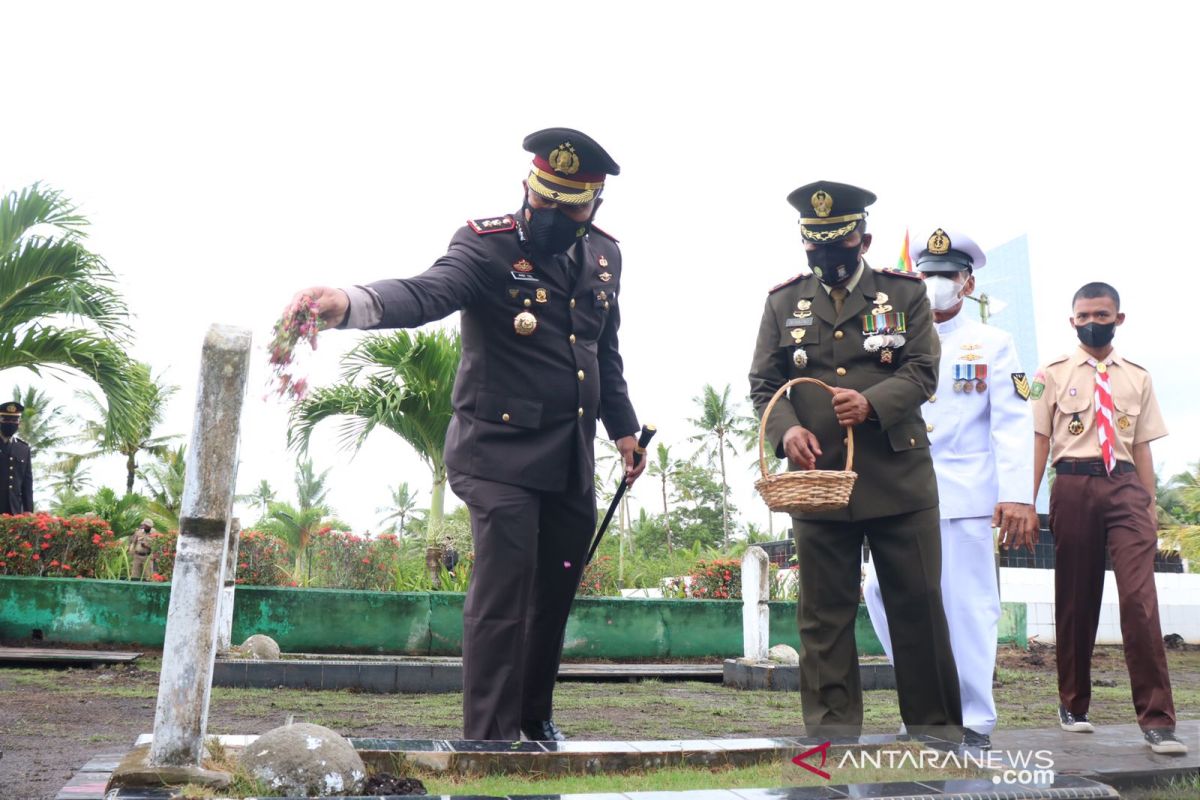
[240,722,366,797]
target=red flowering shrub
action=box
[576,555,618,596]
[687,557,741,600]
[232,530,292,586]
[306,528,404,591]
[0,514,117,578]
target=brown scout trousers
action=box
[1050,470,1176,730]
[448,467,596,740]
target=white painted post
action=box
[742,546,770,661]
[150,326,251,767]
[217,517,241,652]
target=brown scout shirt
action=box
[1032,347,1167,465]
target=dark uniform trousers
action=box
[1051,470,1176,730]
[750,266,962,741]
[354,213,638,740]
[450,466,596,740]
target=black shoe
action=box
[520,719,566,741]
[961,728,992,752]
[1143,728,1188,755]
[1058,705,1094,733]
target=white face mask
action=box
[924,275,965,311]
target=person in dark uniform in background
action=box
[0,401,34,515]
[748,182,962,741]
[286,128,645,742]
[1032,282,1186,755]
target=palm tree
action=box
[289,328,460,584]
[68,361,179,494]
[739,396,783,537]
[139,444,187,530]
[688,383,754,549]
[260,500,328,583]
[12,385,67,454]
[0,184,143,432]
[47,459,92,503]
[294,458,331,512]
[645,442,678,553]
[378,482,419,536]
[236,479,277,521]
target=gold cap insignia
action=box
[513,311,538,336]
[1,404,16,413]
[535,288,548,304]
[811,190,834,218]
[548,142,580,175]
[513,259,534,273]
[928,228,951,255]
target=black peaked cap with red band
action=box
[523,128,620,206]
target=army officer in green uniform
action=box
[749,182,961,739]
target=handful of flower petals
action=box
[267,296,324,401]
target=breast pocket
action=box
[1056,385,1092,415]
[887,422,930,452]
[476,391,543,429]
[1112,393,1141,442]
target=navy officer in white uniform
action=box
[863,228,1038,751]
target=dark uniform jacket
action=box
[749,265,940,521]
[362,214,639,493]
[0,436,34,515]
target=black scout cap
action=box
[787,180,877,244]
[523,127,620,206]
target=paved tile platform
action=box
[213,656,723,693]
[0,647,141,666]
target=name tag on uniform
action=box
[785,317,813,328]
[510,272,541,282]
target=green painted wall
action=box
[0,576,1025,657]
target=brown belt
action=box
[1054,459,1136,476]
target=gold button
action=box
[577,370,585,381]
[929,394,937,403]
[909,438,916,446]
[926,423,935,433]
[523,299,531,308]
[604,302,610,310]
[569,334,576,344]
[502,413,511,422]
[578,407,584,417]
[834,330,844,340]
[570,299,576,309]
[836,367,847,376]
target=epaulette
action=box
[768,273,807,294]
[879,268,923,281]
[1045,353,1070,368]
[467,215,516,235]
[1118,354,1149,372]
[590,224,619,243]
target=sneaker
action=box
[1058,706,1094,733]
[962,728,992,751]
[1143,728,1188,755]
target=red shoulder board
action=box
[768,273,805,294]
[467,216,516,235]
[590,224,619,243]
[880,268,923,281]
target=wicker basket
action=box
[754,377,857,514]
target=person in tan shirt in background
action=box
[1032,281,1185,755]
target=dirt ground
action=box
[1,643,1197,800]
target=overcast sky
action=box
[2,1,1196,534]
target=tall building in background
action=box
[971,234,1048,512]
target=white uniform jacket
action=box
[925,314,1034,519]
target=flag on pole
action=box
[896,228,914,272]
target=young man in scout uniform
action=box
[749,182,962,740]
[286,128,644,742]
[862,229,1038,751]
[1032,282,1186,755]
[128,518,156,580]
[0,401,34,515]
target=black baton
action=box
[586,424,656,565]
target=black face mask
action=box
[524,201,587,255]
[806,243,862,286]
[1076,321,1116,348]
[0,422,18,437]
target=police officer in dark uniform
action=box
[748,182,962,740]
[288,128,644,742]
[0,401,34,515]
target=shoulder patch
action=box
[467,215,516,235]
[768,273,806,294]
[880,268,924,281]
[590,224,619,243]
[1011,372,1031,401]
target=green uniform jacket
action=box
[748,265,940,521]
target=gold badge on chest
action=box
[513,311,538,336]
[1068,414,1085,435]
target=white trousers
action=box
[863,515,999,734]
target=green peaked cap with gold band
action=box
[787,180,877,244]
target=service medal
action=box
[513,311,538,336]
[1068,414,1085,435]
[793,348,808,368]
